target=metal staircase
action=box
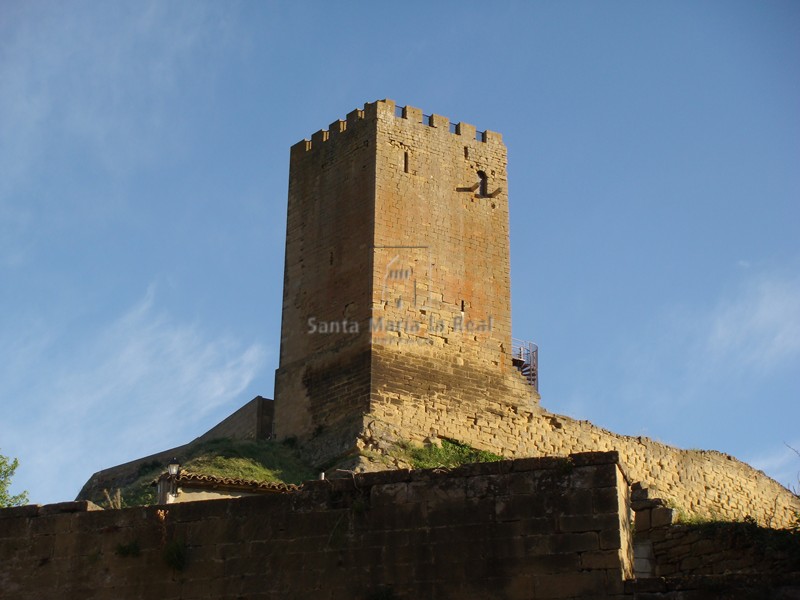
[511,338,538,391]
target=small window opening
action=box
[404,151,409,173]
[464,146,469,159]
[477,171,488,197]
[460,300,465,312]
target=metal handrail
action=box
[511,338,538,391]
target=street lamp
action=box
[167,458,180,503]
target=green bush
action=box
[0,451,29,507]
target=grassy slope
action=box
[397,438,503,469]
[93,438,316,508]
[181,438,315,484]
[94,437,501,508]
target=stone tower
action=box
[275,99,537,464]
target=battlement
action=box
[290,99,503,155]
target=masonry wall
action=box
[0,452,633,600]
[639,522,800,578]
[274,100,536,465]
[625,574,800,598]
[632,499,800,578]
[196,395,273,442]
[274,99,537,459]
[369,100,536,438]
[274,106,378,450]
[367,403,800,528]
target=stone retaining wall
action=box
[1,452,633,600]
[367,399,800,528]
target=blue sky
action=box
[1,1,798,504]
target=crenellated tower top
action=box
[290,99,503,156]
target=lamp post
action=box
[167,458,180,502]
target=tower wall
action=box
[274,106,378,451]
[368,99,535,440]
[275,100,536,461]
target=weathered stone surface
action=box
[274,99,536,466]
[650,507,675,528]
[636,518,800,578]
[0,455,632,599]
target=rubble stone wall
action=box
[633,500,800,578]
[367,400,800,528]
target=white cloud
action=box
[601,266,800,457]
[0,286,267,504]
[0,2,232,266]
[749,442,800,492]
[0,2,222,178]
[704,274,800,373]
